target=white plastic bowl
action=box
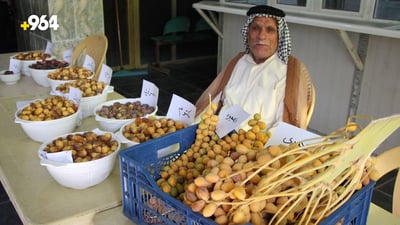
[50,83,113,118]
[47,67,94,91]
[116,120,141,148]
[38,130,121,189]
[48,78,73,91]
[29,67,57,87]
[80,86,114,118]
[11,53,54,76]
[93,98,158,132]
[0,70,21,85]
[116,116,184,148]
[48,75,94,92]
[21,59,40,76]
[14,101,81,143]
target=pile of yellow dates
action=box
[156,102,271,202]
[14,51,51,60]
[18,95,78,121]
[56,79,106,97]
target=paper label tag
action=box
[9,58,21,73]
[42,151,74,163]
[82,55,95,72]
[166,94,196,125]
[216,105,250,138]
[63,48,73,64]
[266,122,321,147]
[51,88,82,105]
[98,64,112,84]
[45,41,53,55]
[16,100,33,110]
[140,80,159,107]
[67,87,82,105]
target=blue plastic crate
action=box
[119,124,375,225]
[319,181,374,225]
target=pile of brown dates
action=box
[29,59,69,70]
[43,132,119,163]
[96,101,156,119]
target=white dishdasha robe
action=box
[220,52,287,131]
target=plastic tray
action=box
[119,124,374,225]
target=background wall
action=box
[220,13,400,154]
[13,0,105,59]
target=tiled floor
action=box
[0,184,23,225]
[0,57,397,224]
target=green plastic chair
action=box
[193,17,212,32]
[151,16,191,65]
[162,16,190,35]
[186,17,216,42]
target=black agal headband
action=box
[247,5,285,17]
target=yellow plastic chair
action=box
[373,146,400,216]
[71,34,108,80]
[150,16,191,66]
[306,82,316,127]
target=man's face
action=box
[247,17,279,64]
